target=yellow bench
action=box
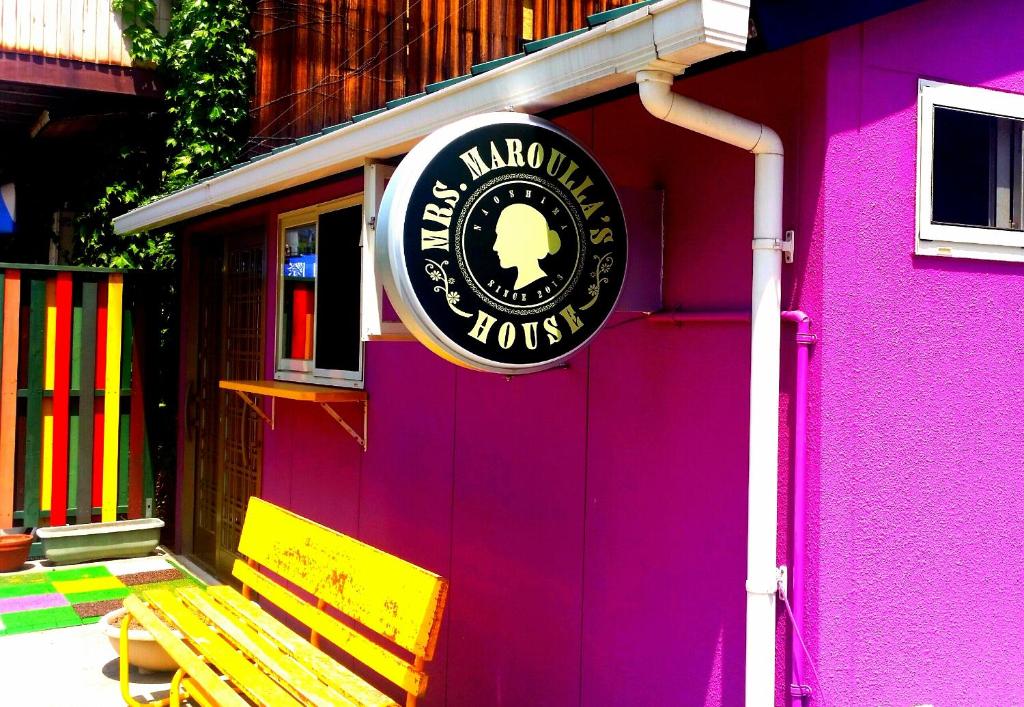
[120,497,449,707]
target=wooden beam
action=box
[0,52,161,97]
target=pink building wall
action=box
[179,0,1024,703]
[805,1,1024,703]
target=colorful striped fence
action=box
[0,265,155,531]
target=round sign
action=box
[376,112,627,374]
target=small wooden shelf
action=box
[219,379,366,403]
[218,379,368,450]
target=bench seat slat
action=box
[207,585,401,707]
[123,595,249,707]
[231,562,420,700]
[144,589,305,707]
[177,587,360,707]
[181,677,230,707]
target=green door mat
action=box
[0,556,205,636]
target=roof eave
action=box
[113,0,749,234]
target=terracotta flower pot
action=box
[100,607,180,673]
[0,533,32,572]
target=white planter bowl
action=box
[100,607,179,673]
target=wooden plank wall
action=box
[0,0,171,68]
[249,0,637,150]
[0,267,155,530]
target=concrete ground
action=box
[0,621,176,706]
[0,550,218,706]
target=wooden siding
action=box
[249,0,637,151]
[0,0,170,68]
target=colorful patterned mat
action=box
[0,556,205,636]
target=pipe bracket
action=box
[752,230,795,263]
[790,683,813,698]
[745,578,780,596]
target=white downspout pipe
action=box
[636,70,784,707]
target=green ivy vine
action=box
[73,0,255,269]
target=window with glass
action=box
[918,80,1024,261]
[277,196,364,386]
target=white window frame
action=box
[276,194,365,388]
[360,161,395,339]
[917,79,1024,262]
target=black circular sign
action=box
[377,113,627,374]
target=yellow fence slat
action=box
[41,277,55,512]
[101,273,122,521]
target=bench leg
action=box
[170,669,185,707]
[404,656,428,707]
[119,613,182,707]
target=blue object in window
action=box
[284,254,317,279]
[0,184,14,234]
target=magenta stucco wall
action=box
[803,1,1024,703]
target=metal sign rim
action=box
[376,111,627,375]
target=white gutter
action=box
[113,0,750,233]
[636,70,785,707]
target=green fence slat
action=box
[68,402,79,512]
[117,306,133,510]
[15,504,130,521]
[23,279,46,527]
[70,288,82,391]
[120,302,133,389]
[142,436,154,518]
[67,290,82,511]
[117,412,130,512]
[76,281,97,525]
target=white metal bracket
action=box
[233,390,275,428]
[320,401,368,451]
[230,391,368,451]
[777,565,788,599]
[782,229,795,264]
[751,230,795,264]
[745,578,780,596]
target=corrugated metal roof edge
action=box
[113,0,750,233]
[147,2,657,199]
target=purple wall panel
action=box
[359,341,456,571]
[446,362,588,707]
[267,397,362,533]
[583,319,750,707]
[359,340,457,707]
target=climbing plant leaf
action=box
[74,0,255,270]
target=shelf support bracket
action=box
[232,390,275,430]
[320,401,367,451]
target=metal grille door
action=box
[217,242,264,577]
[191,246,223,569]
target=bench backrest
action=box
[234,497,448,702]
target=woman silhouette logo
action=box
[492,203,562,290]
